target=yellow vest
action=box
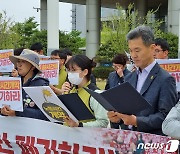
[70,81,94,115]
[55,65,67,89]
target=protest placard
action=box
[0,116,178,153]
[157,59,180,91]
[0,49,14,72]
[0,77,23,111]
[24,86,95,123]
[23,86,78,123]
[39,60,59,85]
[38,55,50,60]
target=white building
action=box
[40,0,180,57]
[72,4,118,38]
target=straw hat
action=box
[9,49,42,73]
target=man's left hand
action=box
[64,116,79,127]
[116,113,137,126]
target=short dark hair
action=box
[112,54,129,66]
[14,48,24,56]
[30,42,43,52]
[51,50,67,62]
[61,48,72,56]
[91,57,97,68]
[155,38,169,51]
[126,25,154,46]
[65,55,95,81]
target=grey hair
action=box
[126,25,154,46]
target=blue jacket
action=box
[15,75,49,121]
[111,63,178,135]
[105,68,130,90]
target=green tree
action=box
[59,30,85,55]
[12,17,39,48]
[29,30,86,55]
[97,4,164,62]
[0,15,85,54]
[161,32,178,58]
[29,30,47,53]
[0,11,20,49]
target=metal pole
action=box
[47,0,59,56]
[178,10,180,58]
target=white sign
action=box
[0,77,23,111]
[156,59,180,91]
[23,86,77,123]
[39,55,50,60]
[39,60,59,85]
[0,116,176,153]
[0,49,14,72]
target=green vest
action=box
[70,82,99,115]
[55,65,67,89]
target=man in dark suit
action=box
[108,25,178,135]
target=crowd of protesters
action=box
[0,25,180,142]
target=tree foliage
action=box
[0,11,20,49]
[59,30,85,55]
[12,17,39,48]
[29,30,47,52]
[97,3,166,62]
[161,32,178,58]
[0,14,85,55]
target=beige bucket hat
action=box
[9,49,42,73]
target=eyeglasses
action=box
[154,49,164,53]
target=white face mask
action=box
[68,72,83,85]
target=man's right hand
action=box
[107,111,121,123]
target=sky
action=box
[0,0,72,32]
